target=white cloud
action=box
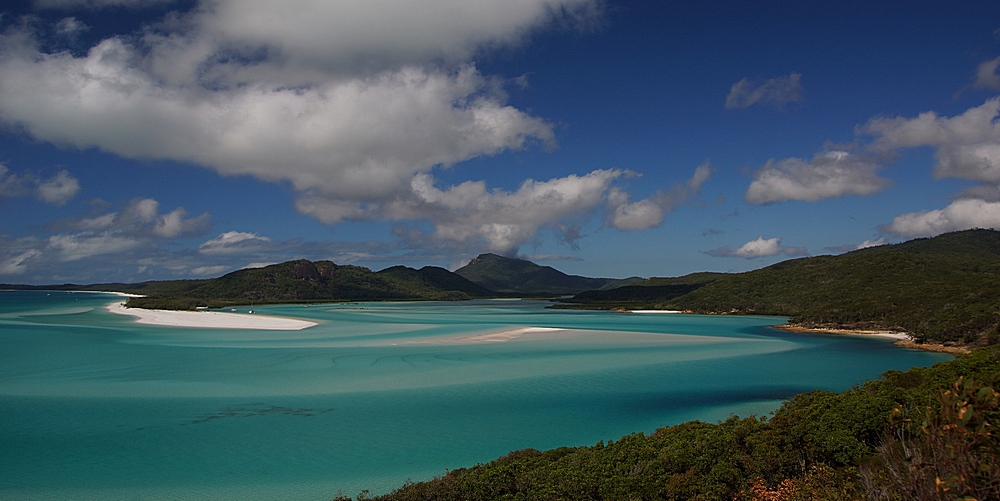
[387,169,624,254]
[242,262,277,270]
[190,265,231,276]
[36,170,80,205]
[0,164,29,199]
[745,151,889,204]
[0,165,81,205]
[65,198,211,237]
[863,97,1000,183]
[972,57,1000,90]
[725,73,803,109]
[198,231,274,255]
[609,162,713,230]
[825,237,889,253]
[706,236,807,259]
[0,0,704,261]
[45,232,144,261]
[0,249,42,275]
[197,0,600,74]
[855,237,887,249]
[882,198,1000,238]
[0,1,594,212]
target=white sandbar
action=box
[456,327,565,343]
[630,310,683,314]
[106,302,317,330]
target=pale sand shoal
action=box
[106,302,318,330]
[404,327,568,345]
[456,327,565,343]
[630,310,683,314]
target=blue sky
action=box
[1,0,1000,283]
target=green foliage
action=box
[862,376,1000,500]
[455,253,642,295]
[347,347,1000,501]
[559,273,726,309]
[122,259,497,309]
[590,229,1000,345]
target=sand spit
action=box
[106,302,318,330]
[774,324,970,355]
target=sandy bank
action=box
[774,324,970,355]
[775,324,911,340]
[456,327,565,343]
[106,302,318,330]
[405,327,568,345]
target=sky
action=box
[1,0,1000,284]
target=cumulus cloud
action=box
[972,57,1000,90]
[190,265,231,276]
[0,249,42,275]
[0,1,594,215]
[45,232,144,262]
[856,237,888,249]
[385,169,625,254]
[0,0,711,262]
[863,97,1000,184]
[882,199,1000,238]
[198,231,274,255]
[745,151,889,204]
[825,237,888,253]
[725,73,803,110]
[59,198,211,238]
[706,236,807,259]
[36,170,80,205]
[608,161,713,230]
[0,197,211,278]
[0,165,81,205]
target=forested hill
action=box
[123,259,496,309]
[455,253,642,295]
[565,229,1000,345]
[356,346,1000,501]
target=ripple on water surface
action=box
[0,293,951,500]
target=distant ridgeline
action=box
[559,229,1000,345]
[116,260,497,309]
[454,252,643,295]
[4,229,1000,345]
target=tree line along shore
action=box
[4,229,1000,500]
[6,228,996,351]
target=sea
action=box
[0,290,950,500]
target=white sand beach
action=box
[630,310,683,314]
[106,302,318,330]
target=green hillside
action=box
[455,253,642,295]
[569,229,1000,345]
[125,259,495,309]
[558,272,730,309]
[347,347,1000,501]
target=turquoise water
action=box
[0,291,949,500]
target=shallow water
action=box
[0,291,949,500]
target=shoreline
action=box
[105,301,318,331]
[773,324,970,355]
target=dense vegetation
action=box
[455,253,642,295]
[337,347,1000,501]
[555,272,729,309]
[125,259,495,309]
[559,229,1000,346]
